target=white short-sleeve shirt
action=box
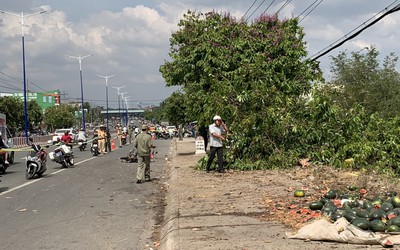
[209,123,225,147]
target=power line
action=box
[28,79,48,92]
[297,0,319,17]
[246,0,268,21]
[242,0,259,20]
[275,0,292,16]
[298,0,324,23]
[310,1,400,61]
[261,0,277,15]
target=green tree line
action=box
[155,10,400,175]
[0,97,105,135]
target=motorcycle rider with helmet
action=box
[0,131,9,165]
[60,130,73,149]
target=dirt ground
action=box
[163,150,399,249]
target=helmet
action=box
[213,115,222,121]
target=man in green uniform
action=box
[134,124,156,183]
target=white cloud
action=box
[0,0,399,107]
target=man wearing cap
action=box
[134,124,156,183]
[97,126,107,155]
[206,115,229,173]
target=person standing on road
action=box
[178,124,183,140]
[205,115,228,173]
[134,124,156,183]
[106,128,111,152]
[128,125,133,144]
[116,123,123,147]
[134,126,139,137]
[97,126,106,155]
[199,125,209,152]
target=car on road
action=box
[52,128,78,144]
[166,125,177,137]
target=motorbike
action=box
[26,142,48,179]
[156,131,171,140]
[120,149,138,163]
[90,137,99,156]
[0,144,15,174]
[121,132,127,145]
[48,141,74,168]
[78,139,87,151]
[0,152,9,174]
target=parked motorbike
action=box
[78,139,87,151]
[26,141,48,179]
[90,138,99,156]
[120,149,138,163]
[156,131,171,140]
[48,142,74,168]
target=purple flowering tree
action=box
[160,10,322,167]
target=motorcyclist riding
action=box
[0,132,9,165]
[77,129,87,141]
[60,130,73,148]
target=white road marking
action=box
[0,156,96,197]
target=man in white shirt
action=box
[205,115,228,173]
[77,129,87,141]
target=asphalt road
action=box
[0,138,172,250]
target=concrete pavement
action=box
[160,138,281,250]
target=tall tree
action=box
[160,11,322,163]
[0,96,24,130]
[43,104,76,131]
[28,100,43,130]
[161,91,188,125]
[329,47,400,118]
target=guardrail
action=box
[11,129,118,148]
[12,135,53,148]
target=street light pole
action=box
[120,92,128,126]
[98,75,115,131]
[123,96,130,127]
[0,9,46,141]
[111,86,125,125]
[67,54,94,131]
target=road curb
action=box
[160,138,182,250]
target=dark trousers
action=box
[206,146,223,171]
[105,139,111,152]
[200,134,208,152]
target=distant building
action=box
[0,90,61,113]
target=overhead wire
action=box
[0,69,164,106]
[246,0,268,22]
[261,0,277,15]
[275,0,292,16]
[241,0,259,20]
[297,0,319,17]
[310,0,400,61]
[298,0,324,23]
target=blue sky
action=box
[0,0,399,108]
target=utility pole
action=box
[67,54,94,131]
[123,96,130,127]
[119,92,128,126]
[97,74,115,131]
[111,85,125,125]
[0,9,46,141]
